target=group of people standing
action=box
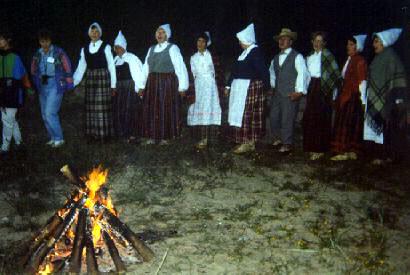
[0,22,407,164]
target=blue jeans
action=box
[39,79,64,141]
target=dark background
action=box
[1,0,410,74]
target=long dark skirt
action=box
[303,78,332,152]
[84,68,114,138]
[331,93,364,154]
[190,125,219,143]
[112,79,142,138]
[231,80,265,144]
[142,73,181,141]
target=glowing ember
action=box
[38,263,52,274]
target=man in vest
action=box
[269,28,310,154]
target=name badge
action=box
[47,57,55,63]
[6,79,12,87]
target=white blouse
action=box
[190,50,215,78]
[114,52,144,91]
[73,40,117,88]
[269,47,310,94]
[307,51,322,78]
[141,41,189,92]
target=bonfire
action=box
[22,165,154,273]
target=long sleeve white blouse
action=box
[73,40,117,88]
[141,41,189,92]
[114,52,144,91]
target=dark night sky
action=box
[1,0,409,71]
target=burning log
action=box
[26,197,85,273]
[61,164,86,189]
[102,209,154,262]
[21,214,62,266]
[68,208,87,273]
[84,213,99,274]
[103,230,126,273]
[25,165,155,273]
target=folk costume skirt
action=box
[331,92,364,154]
[112,79,141,139]
[303,78,332,153]
[84,68,114,138]
[231,80,265,144]
[142,72,181,141]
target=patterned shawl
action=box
[312,48,341,97]
[366,47,407,134]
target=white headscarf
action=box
[114,30,127,50]
[205,31,212,47]
[158,24,171,40]
[353,34,367,52]
[236,23,256,45]
[374,28,402,47]
[88,22,102,36]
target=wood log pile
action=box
[22,165,154,274]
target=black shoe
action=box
[0,150,9,160]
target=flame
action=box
[38,263,52,274]
[92,220,102,246]
[83,166,108,206]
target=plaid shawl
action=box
[366,47,407,134]
[311,48,341,97]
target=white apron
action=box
[228,79,251,127]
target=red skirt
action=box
[142,73,181,141]
[331,92,364,153]
[303,78,332,152]
[231,80,265,144]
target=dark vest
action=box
[116,62,132,81]
[84,42,108,70]
[274,49,298,96]
[147,43,174,73]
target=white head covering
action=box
[374,28,402,47]
[353,34,367,52]
[236,23,256,45]
[205,31,212,47]
[158,24,171,40]
[88,22,102,36]
[114,30,127,50]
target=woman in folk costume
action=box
[331,35,368,161]
[225,23,270,154]
[112,31,144,143]
[141,24,189,145]
[73,22,116,142]
[31,29,73,148]
[364,28,407,164]
[304,31,341,160]
[0,30,33,157]
[187,31,223,149]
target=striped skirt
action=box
[142,73,181,141]
[331,93,364,154]
[231,80,265,144]
[303,78,332,153]
[84,68,114,138]
[112,79,142,138]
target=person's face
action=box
[278,36,292,51]
[373,37,384,54]
[346,40,357,56]
[312,35,325,52]
[39,38,52,52]
[155,28,167,43]
[197,37,207,52]
[89,28,101,42]
[114,45,125,56]
[0,37,9,50]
